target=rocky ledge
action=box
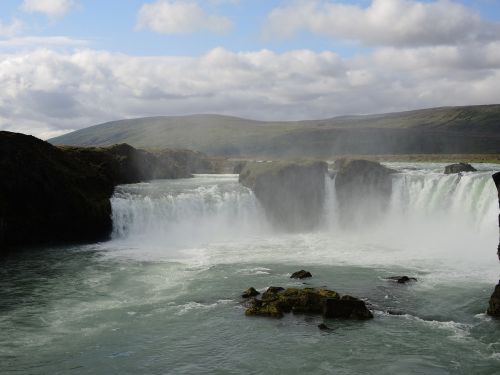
[488,282,500,317]
[0,131,216,253]
[334,159,396,224]
[243,286,373,320]
[239,161,328,231]
[444,163,477,174]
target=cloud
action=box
[0,36,88,48]
[0,45,499,139]
[136,0,232,34]
[0,19,23,38]
[263,0,500,47]
[21,0,77,18]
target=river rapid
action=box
[1,163,500,374]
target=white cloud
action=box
[136,0,232,34]
[0,45,499,139]
[0,19,23,38]
[263,0,500,47]
[0,36,88,48]
[21,0,77,18]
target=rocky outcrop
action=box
[290,270,312,279]
[242,287,260,298]
[386,276,417,284]
[239,161,328,230]
[488,282,500,317]
[493,172,500,206]
[0,132,114,251]
[444,163,477,174]
[244,286,372,320]
[323,295,373,320]
[0,131,216,253]
[334,159,396,224]
[62,144,218,184]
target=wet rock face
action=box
[239,161,328,231]
[493,172,500,206]
[386,276,417,284]
[487,282,500,317]
[444,163,477,174]
[334,159,396,225]
[290,270,312,279]
[244,286,372,320]
[242,287,260,298]
[323,296,373,320]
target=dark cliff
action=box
[239,161,328,231]
[0,131,216,253]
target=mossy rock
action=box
[245,299,284,318]
[245,287,340,318]
[242,287,260,298]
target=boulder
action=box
[334,159,396,225]
[261,286,285,301]
[245,286,372,320]
[290,270,312,279]
[323,295,373,320]
[386,276,417,284]
[444,163,477,174]
[488,282,500,317]
[239,161,328,230]
[245,298,284,318]
[242,287,260,298]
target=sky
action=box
[0,0,500,139]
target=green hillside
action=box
[50,105,500,157]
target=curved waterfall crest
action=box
[110,167,499,242]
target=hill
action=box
[50,105,500,157]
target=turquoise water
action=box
[1,165,500,374]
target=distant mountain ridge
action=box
[50,105,500,157]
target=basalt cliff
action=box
[0,131,216,253]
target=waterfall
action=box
[110,175,266,247]
[110,167,499,257]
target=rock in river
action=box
[323,295,373,320]
[244,286,372,320]
[242,287,260,298]
[290,270,312,279]
[386,276,417,284]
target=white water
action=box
[3,163,500,375]
[109,165,499,281]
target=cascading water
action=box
[4,163,500,375]
[109,175,268,255]
[111,165,498,255]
